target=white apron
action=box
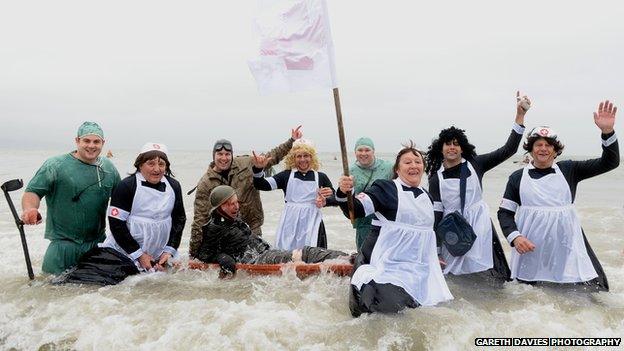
[102,174,175,267]
[510,164,598,282]
[274,170,323,250]
[351,179,453,306]
[438,160,493,274]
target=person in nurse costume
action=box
[337,143,453,317]
[252,139,335,250]
[498,100,619,290]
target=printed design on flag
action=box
[108,206,130,221]
[248,0,337,94]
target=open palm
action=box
[593,100,617,133]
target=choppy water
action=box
[1,149,622,350]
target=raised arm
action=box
[568,100,619,182]
[264,125,302,168]
[475,91,529,172]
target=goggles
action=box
[213,141,233,152]
[528,126,559,140]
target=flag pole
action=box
[332,87,355,223]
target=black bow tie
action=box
[401,185,421,198]
[141,181,166,192]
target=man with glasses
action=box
[21,122,121,274]
[189,126,302,258]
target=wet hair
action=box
[133,150,174,177]
[392,141,426,180]
[523,136,564,156]
[425,126,476,175]
[283,144,321,171]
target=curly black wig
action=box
[425,126,476,175]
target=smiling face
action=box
[295,151,312,172]
[213,150,233,172]
[395,151,424,187]
[355,146,375,167]
[139,157,167,184]
[74,135,104,164]
[530,138,557,168]
[442,139,462,164]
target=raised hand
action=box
[252,151,273,169]
[291,125,303,140]
[593,100,617,134]
[516,91,531,124]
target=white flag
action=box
[248,0,338,94]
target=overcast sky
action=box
[1,1,622,155]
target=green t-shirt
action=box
[25,152,121,243]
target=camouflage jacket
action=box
[189,138,294,257]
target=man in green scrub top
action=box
[349,137,393,250]
[21,122,121,274]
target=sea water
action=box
[0,149,622,350]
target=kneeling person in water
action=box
[57,143,186,285]
[337,144,453,317]
[195,185,349,276]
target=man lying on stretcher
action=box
[195,185,353,276]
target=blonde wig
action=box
[283,143,321,171]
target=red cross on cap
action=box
[153,144,160,149]
[539,128,549,136]
[111,208,119,216]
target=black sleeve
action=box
[336,179,391,219]
[196,223,223,263]
[216,253,237,274]
[318,172,338,207]
[166,177,186,250]
[253,169,290,191]
[336,188,367,219]
[496,170,523,244]
[108,176,141,254]
[359,226,380,264]
[475,128,523,173]
[566,132,619,184]
[428,174,444,231]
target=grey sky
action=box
[1,0,622,155]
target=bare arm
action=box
[21,192,42,224]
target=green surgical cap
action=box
[77,121,104,139]
[354,137,374,151]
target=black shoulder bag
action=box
[436,162,477,256]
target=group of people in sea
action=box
[18,93,619,317]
